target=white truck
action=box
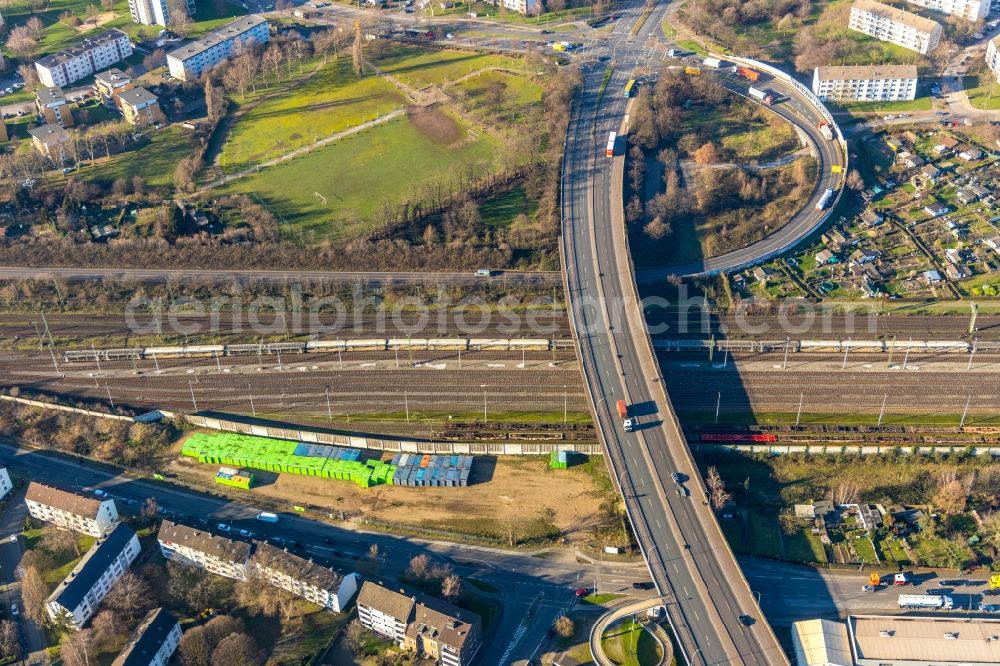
[256,512,279,523]
[818,121,834,141]
[702,57,722,68]
[898,594,954,610]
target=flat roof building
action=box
[848,614,1000,666]
[812,65,918,101]
[0,468,11,503]
[25,481,117,536]
[166,15,269,81]
[129,0,195,26]
[906,0,990,20]
[849,0,942,54]
[35,30,133,88]
[46,523,140,629]
[111,608,182,666]
[792,619,853,666]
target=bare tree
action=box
[204,78,227,123]
[91,610,122,650]
[19,565,48,626]
[25,16,44,36]
[101,0,115,12]
[17,63,39,91]
[262,44,284,82]
[211,632,262,666]
[60,629,95,666]
[105,570,153,622]
[845,168,864,191]
[41,526,79,558]
[441,573,461,601]
[407,553,430,579]
[169,6,193,36]
[143,49,166,71]
[0,620,19,661]
[352,26,364,78]
[140,496,160,523]
[6,27,38,59]
[85,4,100,23]
[706,466,731,511]
[554,615,575,638]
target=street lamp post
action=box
[481,385,487,423]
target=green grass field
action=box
[452,69,544,122]
[479,185,538,228]
[81,127,195,188]
[371,44,527,89]
[601,619,662,666]
[217,113,498,242]
[830,97,934,114]
[965,73,1000,110]
[218,57,407,171]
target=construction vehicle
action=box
[818,121,834,141]
[898,594,953,610]
[989,574,1000,591]
[684,66,701,76]
[736,66,760,82]
[869,571,881,587]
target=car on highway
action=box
[739,614,755,626]
[675,486,689,497]
[670,472,681,484]
[216,523,231,532]
[8,535,16,543]
[575,587,589,598]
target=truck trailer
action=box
[898,594,954,610]
[702,57,722,68]
[747,87,774,106]
[815,188,834,211]
[736,66,760,82]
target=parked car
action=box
[216,523,231,532]
[10,604,17,617]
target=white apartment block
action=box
[35,30,133,88]
[849,0,943,54]
[988,36,1000,84]
[906,0,990,20]
[252,541,359,612]
[812,64,918,101]
[46,524,140,629]
[111,608,182,666]
[495,0,540,14]
[166,15,269,81]
[157,521,251,580]
[128,0,195,26]
[0,468,12,502]
[25,482,118,537]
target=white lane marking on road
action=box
[655,518,662,529]
[673,563,679,573]
[497,620,530,666]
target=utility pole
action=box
[842,338,851,370]
[152,353,160,373]
[404,391,409,422]
[715,391,721,424]
[782,336,790,370]
[960,394,971,428]
[248,384,256,417]
[969,302,978,335]
[482,385,487,424]
[967,338,977,371]
[887,335,896,368]
[188,381,198,412]
[48,347,60,374]
[104,383,114,409]
[325,387,332,423]
[795,392,803,426]
[878,394,887,427]
[564,385,568,424]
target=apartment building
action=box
[46,524,140,629]
[251,541,359,612]
[128,0,195,26]
[166,15,269,81]
[356,582,482,666]
[906,0,990,20]
[0,468,11,502]
[94,68,134,104]
[35,30,133,88]
[849,0,942,54]
[112,608,182,666]
[35,87,75,127]
[495,0,540,14]
[25,482,118,536]
[988,36,1000,84]
[812,64,918,101]
[157,521,251,580]
[117,87,165,126]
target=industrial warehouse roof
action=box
[25,481,105,517]
[252,541,344,591]
[815,64,918,81]
[852,0,941,32]
[167,15,267,63]
[848,614,1000,664]
[112,608,179,666]
[157,520,251,564]
[792,619,852,666]
[48,523,136,611]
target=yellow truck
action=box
[684,66,701,75]
[990,574,1000,590]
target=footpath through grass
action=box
[218,113,498,242]
[218,57,407,172]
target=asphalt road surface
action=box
[560,0,789,663]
